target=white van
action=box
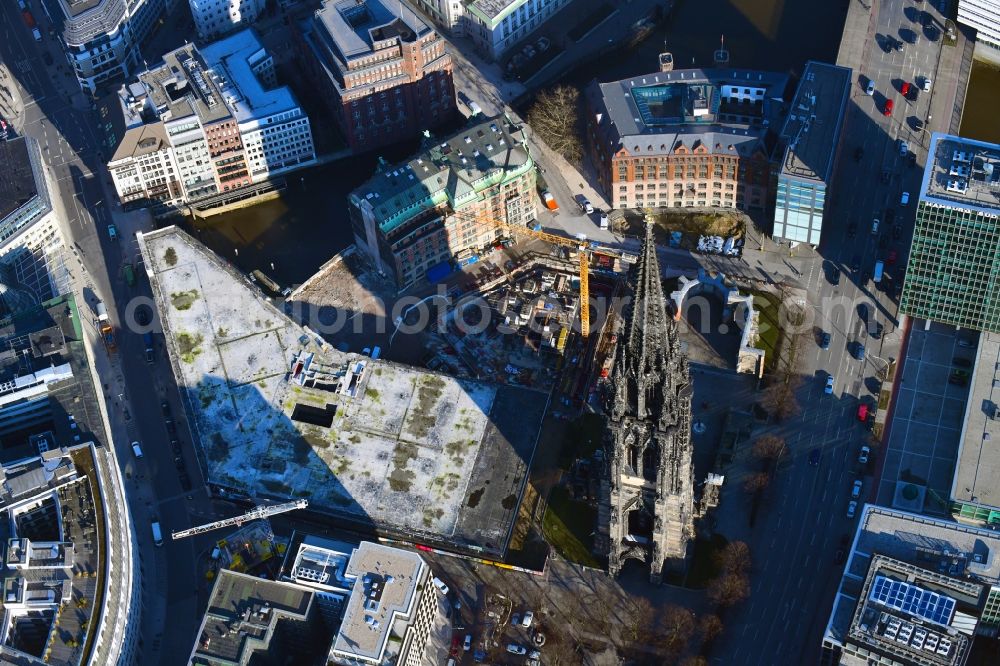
[132,441,143,458]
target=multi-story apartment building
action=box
[412,0,570,61]
[900,134,1000,332]
[297,0,456,153]
[52,0,166,95]
[958,0,1000,63]
[586,68,790,213]
[189,0,266,41]
[349,116,535,288]
[108,29,315,213]
[772,61,851,246]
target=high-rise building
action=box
[586,68,789,213]
[296,0,456,153]
[821,505,1000,665]
[771,61,851,246]
[52,0,166,95]
[189,0,266,41]
[598,221,695,584]
[958,0,1000,64]
[348,116,535,288]
[109,29,315,213]
[900,134,1000,332]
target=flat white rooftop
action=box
[138,228,544,554]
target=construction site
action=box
[138,227,550,557]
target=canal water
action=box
[194,0,849,285]
[959,60,1000,145]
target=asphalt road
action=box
[0,4,231,664]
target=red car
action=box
[887,249,897,264]
[858,404,869,422]
[901,81,911,96]
[883,99,894,116]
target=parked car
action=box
[463,635,472,652]
[521,611,534,628]
[921,76,932,91]
[871,219,880,235]
[847,500,858,519]
[108,224,118,241]
[432,577,449,595]
[825,375,835,395]
[953,356,972,368]
[901,81,911,96]
[507,644,528,656]
[522,44,536,59]
[949,373,968,386]
[851,255,861,272]
[883,99,894,116]
[847,222,857,238]
[893,225,902,240]
[132,441,143,458]
[581,199,594,214]
[857,404,869,422]
[865,79,876,95]
[858,445,871,464]
[851,479,863,499]
[536,37,551,52]
[854,342,866,361]
[899,140,909,156]
[820,332,831,350]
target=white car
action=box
[871,219,880,235]
[131,441,143,458]
[858,445,871,464]
[847,500,858,519]
[507,644,528,656]
[599,212,609,229]
[900,191,910,205]
[865,79,876,96]
[463,635,472,651]
[921,77,932,91]
[825,375,835,395]
[431,577,449,595]
[851,479,863,499]
[899,140,909,156]
[582,199,594,214]
[521,611,534,628]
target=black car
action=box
[820,332,832,350]
[885,208,896,225]
[854,146,864,161]
[171,439,182,455]
[178,472,192,492]
[43,52,53,66]
[909,153,917,167]
[166,419,177,435]
[878,235,888,249]
[893,225,902,239]
[949,374,968,386]
[953,357,973,368]
[174,456,185,471]
[847,222,857,238]
[809,448,821,466]
[161,401,171,416]
[881,170,891,184]
[851,255,862,272]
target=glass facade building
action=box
[900,134,1000,332]
[773,177,826,245]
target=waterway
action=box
[191,0,849,285]
[561,0,849,87]
[959,59,1000,145]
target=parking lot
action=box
[876,320,977,512]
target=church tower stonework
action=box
[598,221,695,584]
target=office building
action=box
[821,505,1000,664]
[586,68,789,212]
[189,569,332,665]
[53,0,166,95]
[348,116,535,288]
[413,0,571,61]
[0,295,142,666]
[109,29,315,213]
[0,137,71,310]
[900,134,1000,332]
[952,331,1000,525]
[297,0,456,153]
[958,0,1000,63]
[772,61,851,246]
[189,0,266,41]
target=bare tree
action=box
[707,572,750,608]
[742,471,771,495]
[758,375,802,422]
[679,657,709,666]
[527,85,583,165]
[752,435,786,461]
[717,541,751,576]
[655,604,696,656]
[698,613,724,644]
[622,596,655,643]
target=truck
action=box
[151,521,163,547]
[123,263,135,287]
[541,191,558,210]
[95,301,116,350]
[873,260,884,283]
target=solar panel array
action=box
[869,576,957,627]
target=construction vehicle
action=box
[170,499,308,540]
[454,211,633,338]
[95,301,116,350]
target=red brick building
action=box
[297,0,456,153]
